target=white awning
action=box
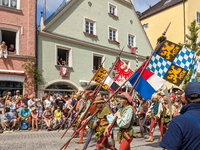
[0,74,25,82]
[79,80,96,85]
[0,69,24,74]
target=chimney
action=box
[43,0,46,21]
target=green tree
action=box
[180,20,200,84]
[22,56,44,89]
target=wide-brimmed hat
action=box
[93,97,105,104]
[32,107,36,111]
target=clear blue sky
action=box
[37,0,160,26]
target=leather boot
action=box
[136,129,141,133]
[159,137,163,143]
[137,133,144,138]
[75,140,83,144]
[145,136,153,142]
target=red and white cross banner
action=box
[60,67,69,77]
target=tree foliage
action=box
[22,56,44,88]
[180,20,200,84]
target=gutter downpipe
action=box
[35,0,38,93]
[183,0,186,43]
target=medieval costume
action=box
[137,98,148,138]
[94,97,116,150]
[75,91,90,144]
[75,92,97,150]
[146,93,163,142]
[162,97,176,134]
[104,93,136,150]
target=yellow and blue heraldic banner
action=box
[93,67,109,90]
[147,40,196,86]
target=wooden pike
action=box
[59,58,106,134]
[60,47,125,150]
[99,22,172,149]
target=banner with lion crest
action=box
[147,40,195,86]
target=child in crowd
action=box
[9,97,17,113]
[4,96,11,112]
[31,107,38,131]
[110,98,116,113]
[35,99,42,128]
[16,97,23,116]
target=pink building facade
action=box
[0,0,36,96]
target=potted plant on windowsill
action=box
[113,40,120,44]
[89,33,97,37]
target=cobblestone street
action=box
[0,126,162,150]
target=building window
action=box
[93,54,103,70]
[0,29,18,55]
[109,3,117,16]
[57,48,69,67]
[85,18,96,35]
[109,28,118,41]
[128,34,135,47]
[197,11,200,24]
[0,0,19,9]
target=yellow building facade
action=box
[140,0,200,48]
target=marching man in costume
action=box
[93,97,117,150]
[162,95,175,134]
[137,97,148,138]
[75,92,97,150]
[104,93,136,150]
[146,93,163,142]
[75,91,90,144]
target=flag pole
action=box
[129,22,171,95]
[58,58,106,133]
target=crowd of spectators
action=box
[0,91,72,132]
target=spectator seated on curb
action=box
[42,106,53,131]
[17,105,31,131]
[62,106,72,129]
[52,106,62,130]
[2,111,17,131]
[31,107,38,131]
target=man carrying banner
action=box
[75,91,90,144]
[162,95,175,135]
[75,92,97,150]
[93,97,116,150]
[146,93,163,142]
[104,93,135,150]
